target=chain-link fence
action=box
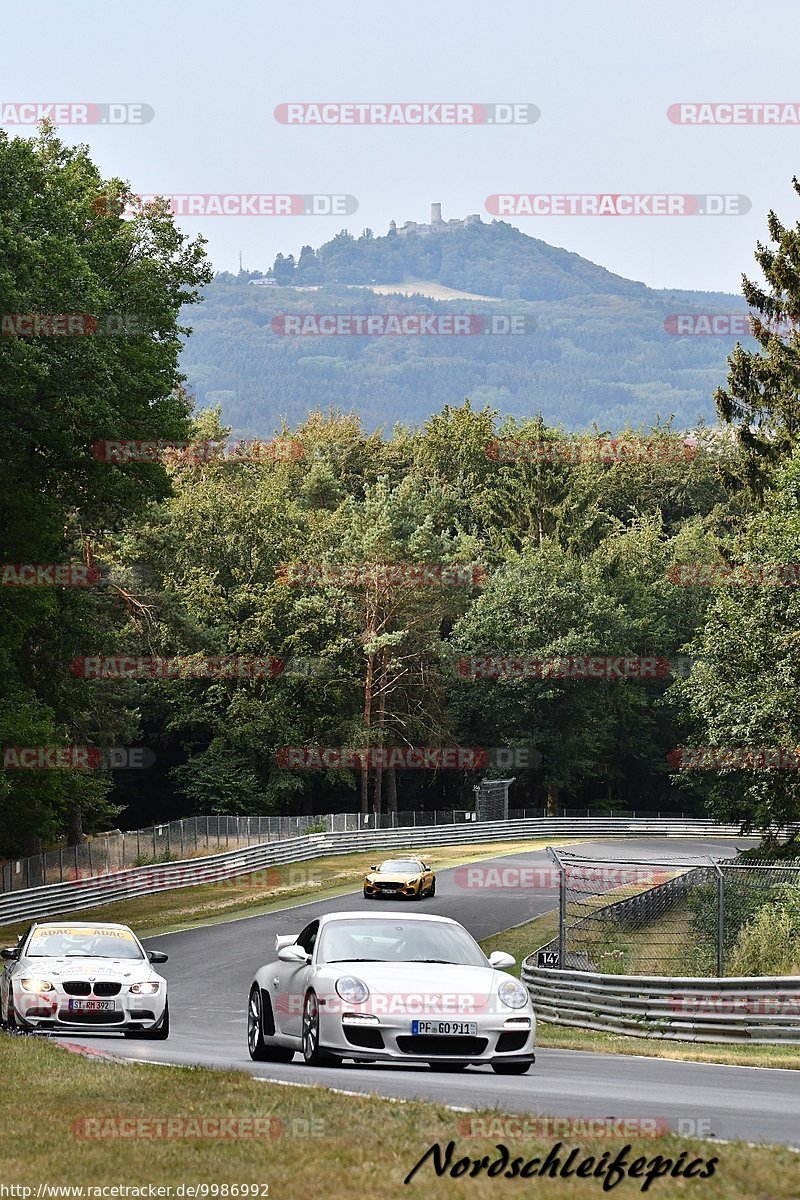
[544,849,800,977]
[1,803,703,894]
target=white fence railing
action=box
[521,964,800,1044]
[0,816,744,927]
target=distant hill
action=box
[179,219,751,437]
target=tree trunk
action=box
[360,649,374,816]
[372,647,389,816]
[386,766,397,815]
[545,782,557,816]
[66,806,83,847]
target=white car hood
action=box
[317,960,521,1015]
[16,956,157,984]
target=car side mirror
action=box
[0,947,19,960]
[278,944,310,964]
[488,950,516,969]
[369,865,378,871]
[147,951,169,964]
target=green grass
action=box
[480,910,558,977]
[533,1022,800,1069]
[2,1034,798,1197]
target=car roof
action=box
[32,921,131,930]
[319,910,455,925]
[378,855,426,862]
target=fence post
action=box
[713,861,725,976]
[550,847,566,966]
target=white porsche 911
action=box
[0,921,169,1038]
[247,910,535,1073]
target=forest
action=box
[2,127,799,855]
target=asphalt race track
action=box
[57,837,800,1149]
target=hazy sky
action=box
[3,0,798,293]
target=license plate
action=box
[68,999,114,1012]
[412,1020,477,1036]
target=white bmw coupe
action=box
[247,910,535,1073]
[0,921,169,1038]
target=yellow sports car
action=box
[363,857,435,901]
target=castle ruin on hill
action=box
[389,203,482,237]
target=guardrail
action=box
[1,806,706,892]
[0,816,744,927]
[521,964,800,1044]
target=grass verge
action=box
[0,838,575,943]
[1,1034,797,1197]
[478,915,800,1071]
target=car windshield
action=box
[377,860,423,873]
[25,926,145,960]
[318,918,487,967]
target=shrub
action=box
[727,886,800,976]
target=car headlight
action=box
[497,979,529,1010]
[130,982,160,994]
[20,978,54,992]
[406,877,418,885]
[335,976,369,1004]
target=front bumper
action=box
[13,988,166,1032]
[363,882,422,899]
[322,1008,535,1063]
